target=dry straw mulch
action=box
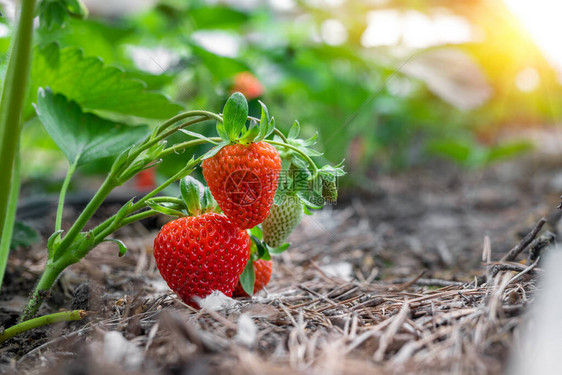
[10,215,547,375]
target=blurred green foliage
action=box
[1,0,559,183]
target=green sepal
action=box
[112,198,135,227]
[110,149,131,176]
[249,225,263,239]
[251,235,271,261]
[180,129,220,145]
[239,119,260,145]
[288,120,300,139]
[201,189,218,213]
[216,122,229,140]
[318,162,346,177]
[269,243,290,255]
[222,92,248,142]
[65,0,88,18]
[302,204,314,216]
[301,132,318,147]
[202,141,229,160]
[146,200,187,218]
[298,190,323,210]
[255,102,275,142]
[47,229,64,259]
[180,176,203,215]
[103,238,127,257]
[239,258,256,296]
[74,230,96,258]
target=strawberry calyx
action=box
[144,176,219,219]
[202,92,276,161]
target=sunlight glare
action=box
[361,10,472,49]
[321,19,348,46]
[504,0,562,72]
[515,67,540,92]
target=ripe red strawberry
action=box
[232,72,264,100]
[202,141,281,229]
[233,259,273,297]
[153,213,251,308]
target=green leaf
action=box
[487,141,532,163]
[249,226,263,239]
[36,88,149,166]
[189,6,249,30]
[190,43,249,81]
[239,120,260,144]
[180,176,203,215]
[39,1,67,31]
[202,141,229,160]
[239,259,255,296]
[269,243,290,255]
[31,44,183,119]
[103,238,127,257]
[222,92,248,142]
[65,0,88,18]
[38,0,88,31]
[10,221,40,249]
[251,235,271,261]
[288,120,300,139]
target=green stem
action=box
[266,139,319,176]
[126,111,222,165]
[273,128,288,142]
[156,110,223,136]
[54,176,117,260]
[0,0,37,291]
[128,158,201,213]
[0,144,21,292]
[19,260,66,321]
[148,197,185,205]
[4,310,87,343]
[160,137,221,158]
[119,209,158,227]
[55,158,78,232]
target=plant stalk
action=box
[0,0,38,291]
[0,144,21,292]
[4,310,87,343]
[55,158,79,232]
[19,260,67,321]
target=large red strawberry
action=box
[233,259,273,297]
[202,141,281,229]
[153,213,250,308]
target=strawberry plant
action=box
[0,0,344,343]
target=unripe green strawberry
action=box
[153,213,251,308]
[202,141,281,229]
[322,180,338,203]
[233,259,273,297]
[262,198,304,247]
